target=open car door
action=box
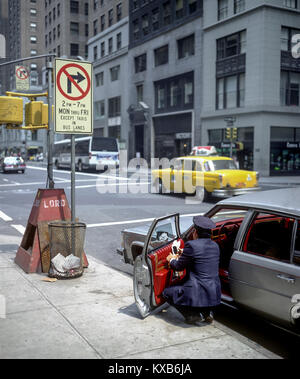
[133,213,186,318]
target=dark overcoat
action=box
[163,238,221,308]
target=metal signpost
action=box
[54,58,93,225]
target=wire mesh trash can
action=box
[48,221,86,279]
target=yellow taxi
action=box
[152,153,260,200]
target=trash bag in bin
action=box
[48,221,86,279]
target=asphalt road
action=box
[0,164,299,358]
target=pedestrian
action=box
[163,216,221,326]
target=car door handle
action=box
[276,274,295,284]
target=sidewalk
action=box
[0,245,279,360]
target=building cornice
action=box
[203,4,300,32]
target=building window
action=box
[108,9,113,26]
[117,32,122,50]
[85,24,89,37]
[30,36,37,44]
[217,30,246,60]
[154,45,169,66]
[95,100,105,119]
[116,3,122,21]
[155,72,194,112]
[136,84,144,102]
[133,19,140,41]
[93,45,98,61]
[70,1,79,13]
[142,14,149,36]
[234,0,245,13]
[108,37,113,54]
[283,0,298,8]
[163,1,172,26]
[30,8,37,16]
[189,0,197,14]
[152,8,159,31]
[217,73,245,110]
[108,96,121,117]
[95,72,104,86]
[101,41,105,57]
[218,0,228,21]
[176,0,184,19]
[93,20,98,36]
[110,65,120,81]
[70,22,79,35]
[101,15,105,31]
[178,34,195,59]
[281,26,300,52]
[135,53,147,73]
[70,43,79,56]
[84,2,89,15]
[281,71,300,106]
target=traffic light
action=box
[232,128,238,140]
[225,128,232,140]
[0,96,23,125]
[25,101,43,127]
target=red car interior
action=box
[148,239,185,306]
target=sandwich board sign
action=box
[55,58,93,135]
[16,65,30,91]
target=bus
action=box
[53,136,119,172]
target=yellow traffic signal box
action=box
[232,128,238,140]
[0,96,23,125]
[225,128,232,139]
[25,101,43,126]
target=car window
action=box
[192,160,202,172]
[174,159,184,170]
[243,212,294,262]
[293,221,300,266]
[148,217,177,251]
[209,160,237,171]
[210,208,248,223]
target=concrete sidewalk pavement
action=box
[0,247,280,360]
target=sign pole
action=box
[47,60,54,189]
[71,134,76,222]
[71,134,76,257]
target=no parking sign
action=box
[55,58,93,135]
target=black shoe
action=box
[185,315,203,325]
[202,312,214,325]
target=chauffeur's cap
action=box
[193,216,216,231]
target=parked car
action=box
[0,156,26,173]
[117,188,300,333]
[152,156,260,200]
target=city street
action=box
[0,164,299,359]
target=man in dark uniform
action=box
[163,216,221,325]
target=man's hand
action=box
[166,253,179,263]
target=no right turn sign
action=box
[55,58,93,135]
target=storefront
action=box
[270,127,300,176]
[153,112,192,159]
[208,127,254,170]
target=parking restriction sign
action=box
[55,58,93,135]
[16,65,30,91]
